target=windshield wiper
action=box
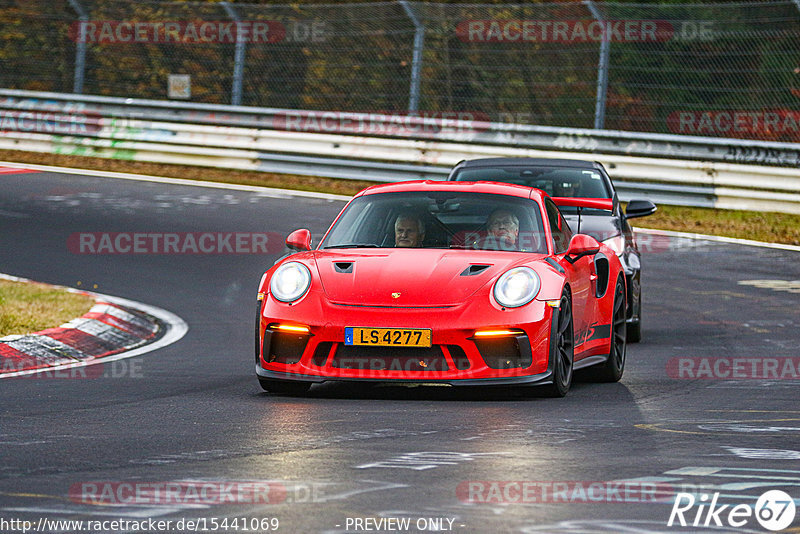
[322,243,380,249]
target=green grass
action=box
[0,280,95,337]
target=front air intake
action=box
[594,253,610,298]
[460,264,491,276]
[334,262,353,273]
[263,329,310,365]
[474,334,533,369]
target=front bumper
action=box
[257,290,554,383]
[256,366,554,387]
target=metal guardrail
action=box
[4,89,800,167]
[2,89,800,213]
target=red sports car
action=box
[255,181,627,397]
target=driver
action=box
[486,209,519,250]
[394,214,425,247]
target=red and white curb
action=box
[0,273,188,378]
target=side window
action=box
[558,210,574,250]
[545,198,573,253]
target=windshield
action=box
[452,165,612,215]
[320,191,547,253]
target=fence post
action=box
[222,2,246,106]
[399,1,424,112]
[67,0,88,94]
[585,0,609,130]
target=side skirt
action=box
[573,354,607,371]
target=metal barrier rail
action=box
[2,89,800,213]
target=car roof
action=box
[454,157,600,169]
[357,179,547,201]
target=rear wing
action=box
[551,197,614,211]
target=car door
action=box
[546,198,595,357]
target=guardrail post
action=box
[222,2,246,106]
[67,0,88,94]
[399,0,424,112]
[585,0,610,130]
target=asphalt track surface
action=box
[0,169,798,534]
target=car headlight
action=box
[493,267,540,308]
[602,235,625,256]
[269,262,312,302]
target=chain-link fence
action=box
[1,0,800,141]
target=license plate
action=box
[345,327,432,348]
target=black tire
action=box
[587,276,627,382]
[258,378,311,396]
[538,290,574,398]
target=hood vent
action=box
[460,264,491,276]
[334,262,353,273]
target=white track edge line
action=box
[0,273,189,379]
[0,160,352,202]
[635,227,800,253]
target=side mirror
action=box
[286,229,312,252]
[565,234,600,263]
[626,200,657,219]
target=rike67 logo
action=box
[668,490,796,531]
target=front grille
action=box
[474,335,532,369]
[447,345,471,370]
[312,342,333,367]
[331,345,449,372]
